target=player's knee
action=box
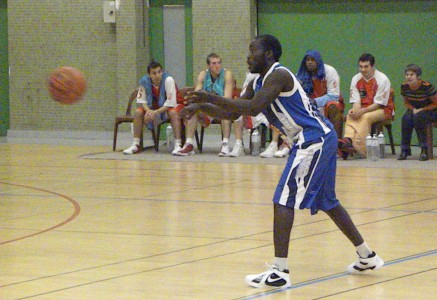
[134,107,145,116]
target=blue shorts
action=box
[273,131,340,215]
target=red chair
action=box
[424,121,437,159]
[370,88,396,155]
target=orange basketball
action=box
[48,66,87,105]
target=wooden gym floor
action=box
[0,143,436,300]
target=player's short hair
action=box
[255,34,282,62]
[404,64,422,77]
[206,53,222,65]
[358,53,375,66]
[147,60,163,73]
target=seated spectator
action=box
[176,53,244,156]
[338,53,392,158]
[398,64,437,161]
[123,60,182,155]
[260,49,341,158]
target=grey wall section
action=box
[7,0,148,132]
[6,0,255,134]
[164,5,186,87]
[0,0,8,136]
[258,0,437,144]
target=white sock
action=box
[222,138,229,144]
[185,138,194,145]
[235,139,243,146]
[175,139,182,146]
[273,257,289,271]
[356,242,372,258]
[269,141,278,147]
[133,138,141,145]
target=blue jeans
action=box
[401,109,437,150]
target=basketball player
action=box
[182,34,384,288]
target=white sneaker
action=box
[175,143,195,156]
[347,252,384,274]
[218,142,230,157]
[171,144,182,155]
[274,145,290,158]
[246,264,291,288]
[123,144,141,155]
[260,143,278,158]
[229,143,244,157]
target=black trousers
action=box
[401,109,437,150]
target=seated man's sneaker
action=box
[218,142,230,157]
[274,145,290,158]
[171,144,182,155]
[246,265,291,288]
[347,251,384,274]
[229,143,244,157]
[260,143,278,158]
[123,144,141,155]
[175,143,195,156]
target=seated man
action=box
[176,53,244,156]
[398,64,437,161]
[338,53,392,158]
[123,60,182,155]
[260,49,342,158]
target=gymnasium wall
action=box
[149,0,193,86]
[191,0,257,87]
[258,0,437,144]
[0,0,8,136]
[7,0,147,132]
[5,0,255,134]
[4,0,436,144]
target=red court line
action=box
[0,181,81,245]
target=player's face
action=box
[247,40,266,74]
[305,56,317,72]
[358,61,374,80]
[405,70,419,86]
[358,61,375,79]
[208,57,222,76]
[149,67,163,85]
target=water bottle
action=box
[166,125,174,152]
[251,129,261,156]
[371,134,379,161]
[366,134,372,161]
[378,132,385,159]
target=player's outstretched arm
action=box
[185,68,291,116]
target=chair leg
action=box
[199,126,205,153]
[113,122,119,151]
[139,125,144,150]
[181,123,187,146]
[194,130,200,151]
[260,125,267,149]
[151,126,159,152]
[425,123,433,159]
[385,124,396,155]
[249,128,254,155]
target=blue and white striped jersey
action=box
[253,63,334,146]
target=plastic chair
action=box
[424,121,437,159]
[113,89,141,151]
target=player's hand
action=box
[413,108,423,114]
[145,110,155,118]
[185,90,215,105]
[180,103,202,119]
[349,108,364,120]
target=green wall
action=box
[149,0,193,86]
[0,0,8,136]
[258,0,437,145]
